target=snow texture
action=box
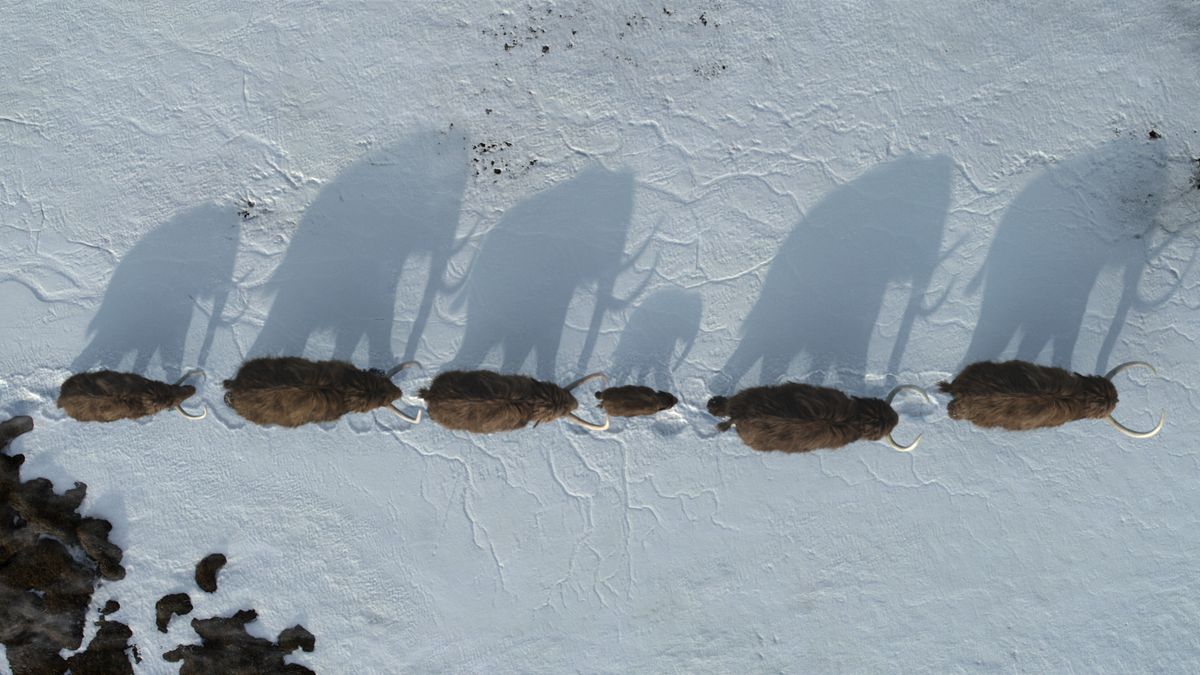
[2,0,1199,672]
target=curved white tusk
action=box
[885,431,922,452]
[385,361,423,378]
[173,369,207,420]
[566,412,609,431]
[1106,412,1165,439]
[1103,361,1165,439]
[564,372,607,392]
[884,384,931,452]
[1104,360,1156,381]
[177,402,208,420]
[173,369,206,387]
[885,384,933,406]
[389,404,422,425]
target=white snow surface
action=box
[3,1,1200,672]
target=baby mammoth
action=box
[938,360,1164,437]
[595,385,678,417]
[57,370,206,422]
[708,383,928,453]
[419,370,609,434]
[223,357,422,428]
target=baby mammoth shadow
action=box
[250,133,469,367]
[609,287,701,391]
[449,165,650,379]
[72,203,238,381]
[963,137,1186,373]
[719,155,954,391]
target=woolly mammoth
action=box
[57,370,206,422]
[939,359,1164,437]
[708,383,929,453]
[419,370,608,433]
[223,357,421,427]
[595,385,678,418]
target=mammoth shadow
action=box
[448,165,649,378]
[249,133,468,368]
[962,137,1182,373]
[72,203,238,381]
[608,287,701,391]
[718,155,954,392]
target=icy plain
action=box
[2,1,1199,672]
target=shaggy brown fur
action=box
[707,383,899,453]
[419,370,581,433]
[596,386,678,417]
[938,360,1118,431]
[195,553,227,593]
[223,357,403,428]
[57,371,197,422]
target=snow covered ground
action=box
[3,0,1199,671]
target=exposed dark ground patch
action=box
[65,609,138,675]
[195,552,227,592]
[156,592,193,632]
[472,140,514,177]
[0,416,134,674]
[165,609,316,674]
[163,554,317,674]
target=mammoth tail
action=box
[936,380,953,394]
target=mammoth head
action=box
[1075,375,1120,420]
[706,395,730,418]
[853,397,900,442]
[532,383,581,425]
[655,391,679,411]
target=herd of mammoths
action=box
[55,355,1165,452]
